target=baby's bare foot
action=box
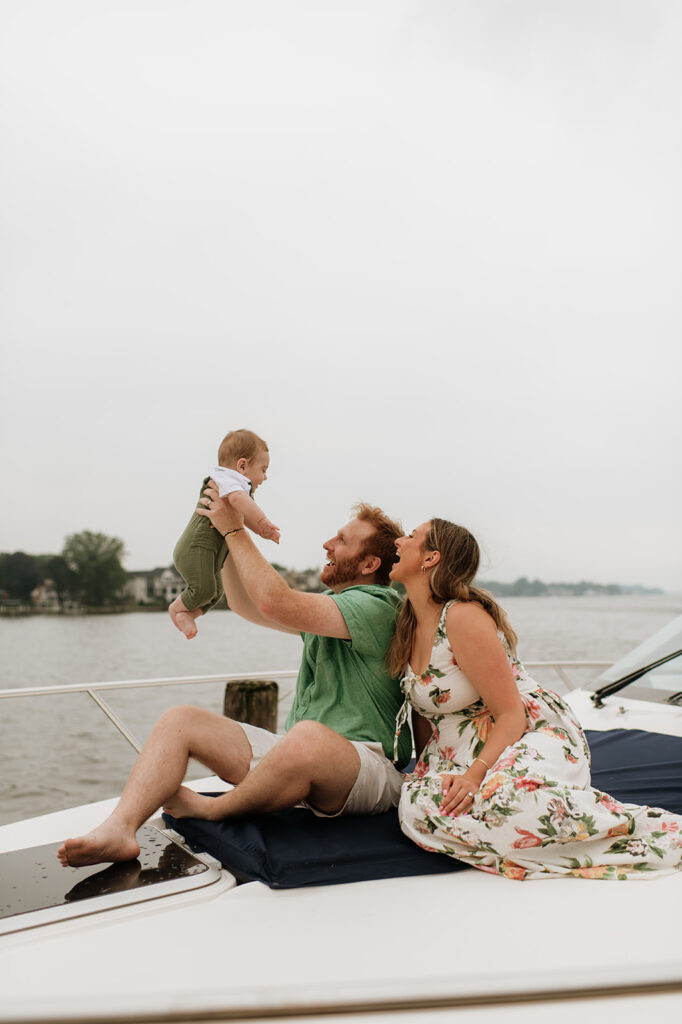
[176,611,198,639]
[57,823,140,868]
[163,786,218,820]
[169,599,198,638]
[168,601,183,633]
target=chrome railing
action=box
[528,661,612,691]
[0,663,608,754]
[0,670,299,754]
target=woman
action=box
[390,520,682,880]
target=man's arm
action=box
[201,484,350,639]
[197,484,285,630]
[232,530,351,637]
[220,550,291,630]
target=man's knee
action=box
[155,705,252,779]
[157,704,201,731]
[286,720,330,740]
[274,721,334,773]
[281,721,359,777]
[155,704,233,741]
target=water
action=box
[1,611,302,826]
[2,596,681,826]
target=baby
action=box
[169,428,279,639]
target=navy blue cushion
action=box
[587,728,682,813]
[162,804,465,888]
[163,727,682,888]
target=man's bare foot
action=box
[57,823,141,868]
[169,598,200,639]
[163,786,219,821]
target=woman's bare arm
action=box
[440,602,527,814]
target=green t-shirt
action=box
[285,584,412,769]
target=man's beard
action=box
[320,553,364,589]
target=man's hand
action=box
[197,480,244,535]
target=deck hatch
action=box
[0,825,222,934]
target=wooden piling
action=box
[223,679,279,732]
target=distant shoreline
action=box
[479,579,665,598]
[1,586,674,618]
[0,602,181,617]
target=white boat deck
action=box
[2,800,682,1023]
[2,689,682,1024]
[2,629,682,1024]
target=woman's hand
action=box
[196,480,244,536]
[440,771,479,816]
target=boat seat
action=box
[162,802,465,888]
[586,727,682,812]
[162,727,682,888]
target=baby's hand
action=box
[258,518,280,544]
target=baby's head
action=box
[218,429,270,489]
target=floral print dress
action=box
[395,601,682,880]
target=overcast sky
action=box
[1,1,680,590]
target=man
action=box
[58,493,411,867]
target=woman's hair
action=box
[218,429,268,466]
[387,518,518,677]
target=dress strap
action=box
[439,600,457,628]
[394,603,456,763]
[393,691,410,763]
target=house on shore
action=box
[124,564,323,607]
[124,567,185,606]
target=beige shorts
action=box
[238,722,403,818]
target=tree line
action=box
[0,531,127,608]
[1,537,660,610]
[479,577,661,597]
